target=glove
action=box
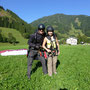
[35,44,40,49]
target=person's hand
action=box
[58,51,60,55]
[47,49,51,52]
[35,45,40,49]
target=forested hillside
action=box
[0,6,90,44]
[31,14,90,38]
[0,6,35,38]
[0,27,27,45]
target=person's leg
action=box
[27,57,33,78]
[47,56,53,76]
[38,55,47,74]
[52,56,57,74]
[27,50,36,79]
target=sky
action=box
[0,0,90,23]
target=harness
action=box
[27,32,46,58]
[46,35,58,57]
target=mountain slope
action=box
[0,6,34,35]
[0,27,27,45]
[30,14,90,37]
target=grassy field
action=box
[0,27,28,45]
[0,45,90,90]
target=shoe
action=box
[44,72,48,75]
[54,72,57,74]
[48,74,52,77]
[27,75,31,79]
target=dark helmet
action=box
[38,24,45,30]
[46,26,54,32]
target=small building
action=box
[66,37,77,45]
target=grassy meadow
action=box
[0,27,28,46]
[0,45,90,90]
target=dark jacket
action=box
[28,32,45,50]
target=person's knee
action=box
[40,57,46,63]
[53,61,57,65]
[28,58,33,66]
[48,59,52,65]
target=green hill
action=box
[0,6,90,44]
[0,6,34,36]
[0,27,28,45]
[30,14,90,38]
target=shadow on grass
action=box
[59,88,68,90]
[31,58,60,74]
[56,59,60,69]
[31,61,42,74]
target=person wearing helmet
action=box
[27,24,47,79]
[42,26,60,76]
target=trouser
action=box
[47,55,57,76]
[27,50,47,77]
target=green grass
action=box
[0,45,28,51]
[0,45,90,90]
[0,27,28,45]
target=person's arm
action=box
[42,37,51,52]
[28,34,36,48]
[56,37,60,55]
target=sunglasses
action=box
[39,29,45,32]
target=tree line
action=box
[0,29,18,45]
[0,6,36,39]
[0,6,90,44]
[31,14,90,37]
